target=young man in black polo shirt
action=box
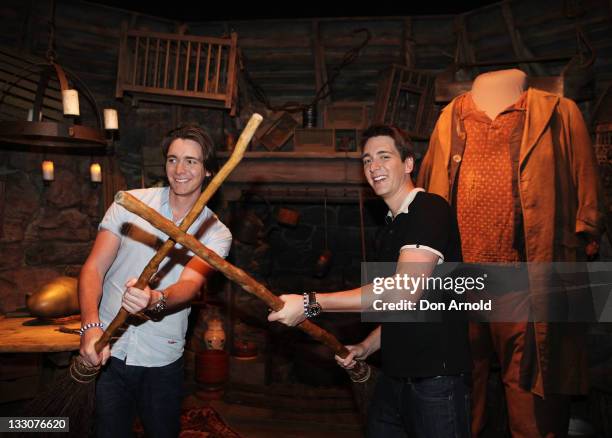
[268,125,471,437]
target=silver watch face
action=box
[153,297,167,313]
[308,302,322,317]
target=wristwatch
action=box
[149,290,167,314]
[303,291,322,318]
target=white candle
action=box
[27,108,33,121]
[104,109,118,130]
[62,89,80,116]
[42,160,54,181]
[90,163,102,183]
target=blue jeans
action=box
[367,371,471,438]
[95,357,184,438]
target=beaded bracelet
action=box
[303,292,309,317]
[78,322,104,336]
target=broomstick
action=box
[25,114,263,437]
[115,191,377,416]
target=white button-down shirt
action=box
[98,187,232,366]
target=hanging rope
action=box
[241,27,372,113]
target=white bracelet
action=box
[78,322,104,336]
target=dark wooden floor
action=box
[184,382,364,438]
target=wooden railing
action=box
[116,26,238,110]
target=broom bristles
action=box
[22,357,98,437]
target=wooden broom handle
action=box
[115,191,371,383]
[94,114,263,353]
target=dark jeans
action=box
[367,371,471,438]
[95,356,184,438]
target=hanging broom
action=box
[114,190,377,417]
[24,114,264,437]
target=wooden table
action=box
[0,316,81,353]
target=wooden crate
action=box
[116,26,238,112]
[293,128,334,153]
[334,129,360,152]
[323,102,368,130]
[253,111,298,151]
[373,65,437,140]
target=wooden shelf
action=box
[217,151,363,159]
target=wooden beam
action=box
[0,178,5,239]
[401,18,416,68]
[216,151,366,185]
[500,1,546,76]
[311,20,330,115]
[115,21,129,98]
[454,14,477,66]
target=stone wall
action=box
[0,150,102,313]
[226,198,386,385]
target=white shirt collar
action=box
[386,187,425,220]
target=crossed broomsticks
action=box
[71,113,371,385]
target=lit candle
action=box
[104,109,118,130]
[62,89,80,116]
[90,163,102,183]
[42,160,54,181]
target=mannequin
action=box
[418,69,605,437]
[471,68,527,119]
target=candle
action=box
[42,160,54,181]
[27,109,42,121]
[90,163,102,183]
[62,89,80,116]
[103,109,118,130]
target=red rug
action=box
[134,406,242,438]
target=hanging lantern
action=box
[0,1,116,151]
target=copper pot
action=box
[232,340,258,360]
[195,350,229,385]
[26,276,79,318]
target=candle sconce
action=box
[0,0,119,183]
[90,162,102,185]
[42,159,55,185]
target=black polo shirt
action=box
[375,191,471,378]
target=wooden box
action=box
[253,111,299,151]
[323,102,369,130]
[334,129,360,152]
[373,65,437,140]
[116,26,238,112]
[293,128,334,153]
